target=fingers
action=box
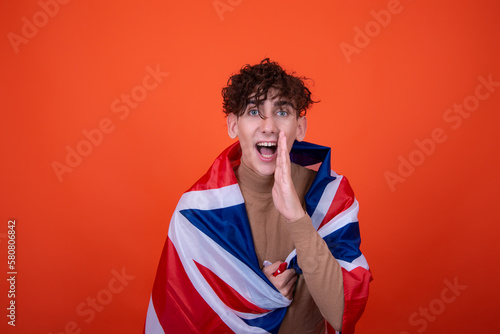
[272,131,304,222]
[275,269,297,300]
[281,271,298,300]
[276,131,291,183]
[262,261,281,276]
[278,131,289,170]
[262,260,298,300]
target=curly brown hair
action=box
[222,58,317,118]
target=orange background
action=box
[1,0,500,333]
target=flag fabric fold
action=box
[145,141,372,334]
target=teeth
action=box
[257,142,277,147]
[257,142,277,159]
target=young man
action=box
[145,59,371,334]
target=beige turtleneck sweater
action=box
[235,161,345,333]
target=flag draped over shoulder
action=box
[145,141,372,334]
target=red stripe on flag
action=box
[194,260,271,314]
[339,266,372,334]
[150,238,233,333]
[188,142,241,192]
[318,177,355,230]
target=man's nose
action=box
[260,115,278,133]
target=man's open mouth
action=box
[256,142,277,159]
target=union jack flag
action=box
[145,141,372,334]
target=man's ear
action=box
[295,116,307,142]
[227,113,238,139]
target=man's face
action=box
[227,89,307,176]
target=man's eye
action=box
[277,110,288,116]
[249,109,259,116]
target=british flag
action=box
[145,141,372,334]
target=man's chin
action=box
[242,155,276,176]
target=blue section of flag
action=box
[180,204,269,282]
[291,141,337,217]
[323,222,362,262]
[239,307,287,334]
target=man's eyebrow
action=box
[274,100,293,107]
[244,99,293,108]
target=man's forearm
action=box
[286,214,344,331]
